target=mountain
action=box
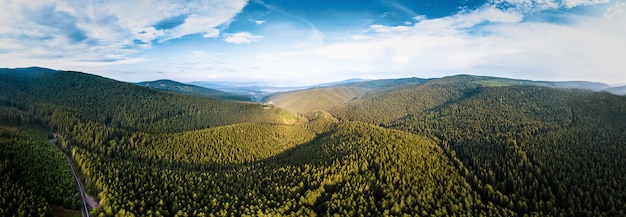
[0,67,294,134]
[603,85,626,95]
[265,87,369,113]
[136,79,251,101]
[326,77,430,89]
[314,78,369,87]
[189,81,311,101]
[2,67,626,216]
[265,77,430,113]
[544,81,611,91]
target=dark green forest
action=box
[1,68,625,216]
[332,76,626,216]
[1,126,80,216]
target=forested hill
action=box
[136,79,252,101]
[0,67,293,134]
[265,77,430,113]
[266,75,623,114]
[331,75,626,216]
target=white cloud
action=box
[562,0,610,8]
[258,54,285,62]
[2,0,622,85]
[0,0,247,68]
[492,0,612,12]
[604,1,625,18]
[492,0,560,12]
[223,32,264,44]
[147,0,622,85]
[291,2,626,83]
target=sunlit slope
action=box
[265,77,430,113]
[332,75,626,216]
[266,87,368,113]
[136,123,317,164]
[331,75,484,125]
[75,120,511,216]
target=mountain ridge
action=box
[136,79,252,101]
[2,67,621,95]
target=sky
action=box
[1,0,625,86]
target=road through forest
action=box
[51,135,98,217]
[65,154,94,217]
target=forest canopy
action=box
[1,68,625,216]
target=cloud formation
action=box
[250,1,625,84]
[1,0,624,85]
[0,0,246,65]
[223,32,264,44]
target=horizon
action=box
[1,1,625,86]
[7,66,626,88]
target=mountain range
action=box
[141,74,626,103]
[1,67,625,216]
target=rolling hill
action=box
[265,77,430,113]
[603,85,626,95]
[136,79,252,101]
[2,67,626,216]
[0,67,293,134]
[331,75,626,216]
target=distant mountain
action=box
[327,77,430,89]
[541,81,611,91]
[136,79,251,101]
[314,78,369,87]
[189,81,310,93]
[603,85,626,95]
[265,87,369,113]
[189,81,312,102]
[265,77,430,113]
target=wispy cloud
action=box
[0,0,246,67]
[223,32,264,44]
[1,0,623,85]
[268,1,625,83]
[251,0,325,45]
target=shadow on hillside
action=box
[132,126,351,172]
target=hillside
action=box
[265,77,429,113]
[265,76,617,116]
[70,120,511,216]
[0,68,292,134]
[266,87,368,113]
[2,67,626,216]
[0,67,302,215]
[136,79,252,101]
[332,75,626,216]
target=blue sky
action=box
[1,0,625,85]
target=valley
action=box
[1,67,626,216]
